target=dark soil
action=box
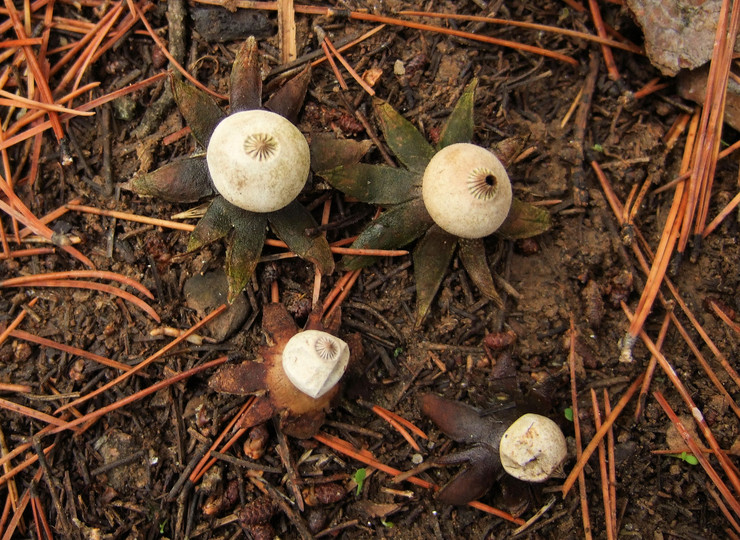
[1,1,739,539]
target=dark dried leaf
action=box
[458,238,503,308]
[413,225,457,325]
[261,303,300,351]
[265,66,310,123]
[320,163,420,205]
[187,196,242,252]
[226,211,268,301]
[310,135,372,173]
[341,198,433,270]
[497,198,552,240]
[172,77,225,147]
[209,360,268,395]
[438,78,477,149]
[230,36,262,112]
[374,99,435,173]
[421,394,494,443]
[126,155,213,202]
[268,201,334,275]
[435,449,501,505]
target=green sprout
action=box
[669,451,699,465]
[353,467,367,495]
[564,407,574,422]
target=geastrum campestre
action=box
[209,302,350,438]
[126,37,333,300]
[313,79,550,324]
[421,393,567,505]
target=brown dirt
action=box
[1,1,739,539]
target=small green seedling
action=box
[564,407,574,422]
[669,451,699,465]
[394,347,403,358]
[353,467,367,495]
[381,519,394,528]
[592,143,604,152]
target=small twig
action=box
[273,417,305,511]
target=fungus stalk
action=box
[422,143,512,239]
[207,109,311,213]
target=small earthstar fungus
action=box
[420,393,567,505]
[125,37,333,301]
[209,302,351,438]
[313,79,550,324]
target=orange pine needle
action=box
[125,0,226,100]
[591,389,614,540]
[323,35,375,96]
[0,270,154,299]
[189,397,256,483]
[371,405,421,451]
[0,398,70,428]
[55,305,227,414]
[621,303,740,493]
[9,329,131,371]
[374,404,427,440]
[349,11,578,66]
[654,391,740,520]
[568,320,592,539]
[703,188,740,238]
[314,431,525,525]
[398,10,641,54]
[0,297,37,347]
[562,374,643,496]
[587,0,620,80]
[0,88,95,115]
[708,299,740,334]
[0,279,159,321]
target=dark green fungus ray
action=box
[341,198,434,270]
[310,135,372,173]
[458,238,502,308]
[321,163,420,205]
[226,211,268,301]
[374,99,435,173]
[187,196,245,252]
[413,225,458,326]
[128,155,213,203]
[438,78,477,149]
[264,65,311,123]
[230,36,262,113]
[268,201,334,275]
[172,77,225,147]
[496,198,552,240]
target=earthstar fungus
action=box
[314,79,550,324]
[126,37,333,301]
[420,393,567,505]
[209,303,350,438]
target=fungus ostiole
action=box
[421,143,513,239]
[499,413,567,483]
[421,393,567,505]
[206,109,311,213]
[281,329,349,399]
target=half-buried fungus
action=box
[209,303,350,438]
[420,393,567,505]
